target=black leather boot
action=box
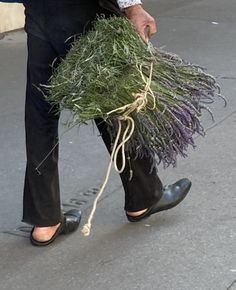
[126,178,191,222]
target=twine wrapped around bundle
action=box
[46,16,226,235]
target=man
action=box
[18,0,191,246]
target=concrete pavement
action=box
[0,1,235,289]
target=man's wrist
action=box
[124,4,143,17]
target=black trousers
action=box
[22,0,163,227]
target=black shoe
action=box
[126,178,191,222]
[30,209,82,246]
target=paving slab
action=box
[0,1,235,289]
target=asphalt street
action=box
[0,0,235,289]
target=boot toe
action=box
[126,178,192,222]
[154,178,191,211]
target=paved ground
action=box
[0,1,235,289]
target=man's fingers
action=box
[143,26,150,42]
[138,29,149,42]
[148,21,157,37]
[140,22,157,42]
[124,5,157,41]
[142,18,157,41]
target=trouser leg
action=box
[95,119,163,212]
[22,0,103,226]
[22,34,62,226]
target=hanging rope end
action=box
[81,223,91,236]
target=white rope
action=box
[81,63,155,236]
[81,116,134,236]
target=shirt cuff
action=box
[117,0,142,9]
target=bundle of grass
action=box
[48,16,224,170]
[47,16,225,235]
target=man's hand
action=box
[124,5,157,42]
